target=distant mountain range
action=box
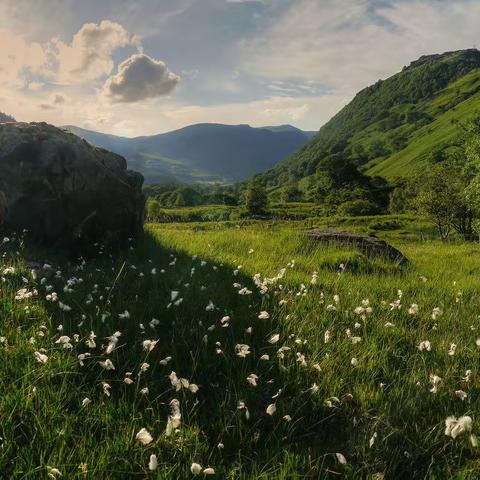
[64,123,316,184]
[262,48,480,187]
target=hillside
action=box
[262,49,480,186]
[65,123,315,184]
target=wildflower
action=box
[336,453,347,465]
[34,351,48,363]
[258,311,270,320]
[118,310,130,320]
[102,382,111,397]
[81,397,91,407]
[203,467,215,475]
[268,333,280,344]
[283,415,292,422]
[47,466,62,478]
[429,374,441,393]
[235,344,251,357]
[432,307,443,320]
[418,340,431,351]
[266,403,276,415]
[105,331,121,354]
[85,332,96,348]
[148,454,158,471]
[324,330,331,343]
[260,354,270,361]
[247,373,258,386]
[351,357,359,367]
[448,343,457,356]
[99,359,115,370]
[191,463,202,476]
[445,415,472,439]
[369,432,378,448]
[408,304,419,315]
[139,387,149,396]
[205,300,215,311]
[135,427,153,445]
[220,316,231,327]
[55,336,73,349]
[124,377,134,385]
[58,302,72,312]
[166,398,181,436]
[455,390,468,401]
[140,362,150,372]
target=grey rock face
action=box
[0,122,145,247]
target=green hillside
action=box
[262,49,480,185]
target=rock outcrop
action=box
[0,122,145,248]
[305,229,408,265]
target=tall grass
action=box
[1,222,480,478]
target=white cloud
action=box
[0,30,47,85]
[53,20,132,83]
[241,0,480,96]
[103,53,180,102]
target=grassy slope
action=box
[262,49,480,185]
[2,221,480,478]
[367,69,480,178]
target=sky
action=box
[1,0,480,137]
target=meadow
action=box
[1,218,480,478]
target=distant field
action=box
[1,220,480,478]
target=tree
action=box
[414,163,465,240]
[282,181,303,202]
[245,177,268,215]
[146,198,161,222]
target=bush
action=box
[338,199,379,216]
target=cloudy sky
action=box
[1,0,479,136]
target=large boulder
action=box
[305,229,408,265]
[0,122,145,248]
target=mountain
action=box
[64,123,316,184]
[0,112,15,123]
[262,49,480,186]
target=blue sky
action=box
[1,0,479,136]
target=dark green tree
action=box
[245,177,268,215]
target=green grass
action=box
[1,220,480,478]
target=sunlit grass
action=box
[1,222,480,478]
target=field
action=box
[1,218,480,478]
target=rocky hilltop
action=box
[0,122,145,248]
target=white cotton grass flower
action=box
[429,374,442,393]
[166,398,181,436]
[268,333,280,344]
[47,466,62,478]
[142,339,158,352]
[266,403,276,416]
[418,340,431,351]
[99,359,115,370]
[432,307,443,320]
[190,463,202,476]
[55,336,73,349]
[247,373,258,386]
[135,427,153,445]
[81,397,91,407]
[258,311,270,320]
[235,344,251,357]
[203,467,215,475]
[148,454,158,471]
[335,452,347,465]
[455,390,468,401]
[445,415,473,439]
[34,351,48,363]
[448,343,457,356]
